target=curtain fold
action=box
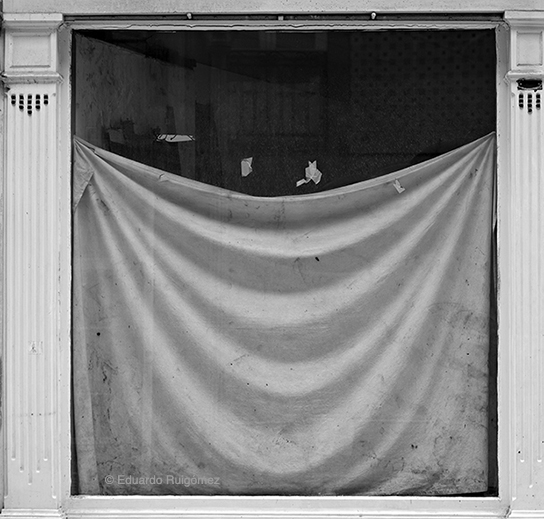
[72,134,495,495]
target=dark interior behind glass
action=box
[74,29,496,197]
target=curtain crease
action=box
[72,134,495,495]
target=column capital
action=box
[505,11,544,82]
[2,13,63,85]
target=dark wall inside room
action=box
[74,34,195,177]
[74,29,496,196]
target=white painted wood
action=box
[66,20,501,31]
[3,14,63,84]
[57,21,75,509]
[64,494,508,517]
[0,16,4,513]
[506,12,544,79]
[2,4,544,519]
[495,21,512,506]
[2,0,544,15]
[1,12,71,516]
[503,11,544,514]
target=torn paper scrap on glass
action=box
[156,134,195,143]
[241,157,253,177]
[296,160,322,187]
[393,179,406,193]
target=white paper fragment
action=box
[296,160,322,187]
[393,179,405,194]
[306,161,322,184]
[156,134,195,143]
[241,157,253,177]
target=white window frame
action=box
[2,3,544,519]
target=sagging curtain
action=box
[72,134,495,496]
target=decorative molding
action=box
[505,10,544,511]
[64,495,509,519]
[505,12,544,80]
[2,0,544,15]
[509,513,544,519]
[1,510,66,519]
[9,92,51,115]
[2,14,63,85]
[2,72,63,85]
[4,80,61,510]
[2,12,68,513]
[65,512,508,519]
[0,6,543,519]
[516,88,543,114]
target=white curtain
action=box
[72,134,495,495]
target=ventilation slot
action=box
[517,79,543,114]
[11,93,50,115]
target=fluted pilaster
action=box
[505,10,544,515]
[2,13,69,515]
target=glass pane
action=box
[72,29,497,496]
[74,29,495,196]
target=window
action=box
[71,27,498,498]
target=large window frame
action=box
[2,3,544,519]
